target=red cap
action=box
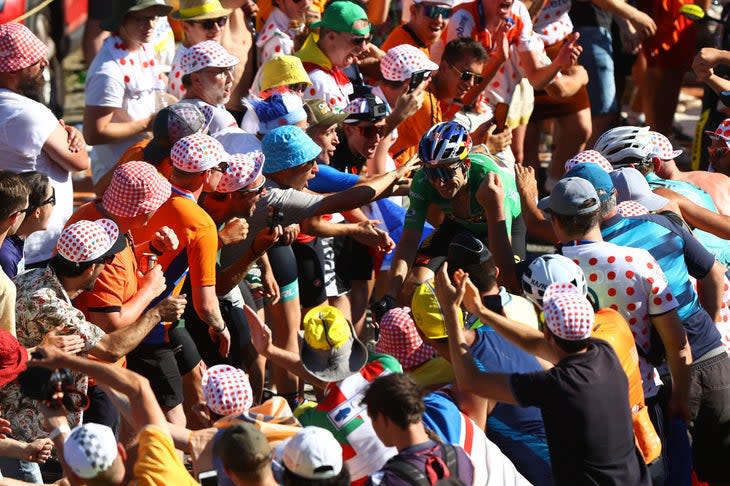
[0,23,47,73]
[0,330,27,386]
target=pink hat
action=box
[375,307,436,370]
[57,219,126,263]
[202,364,253,416]
[705,118,730,142]
[616,200,649,217]
[102,161,171,218]
[380,44,438,82]
[542,283,594,341]
[217,151,265,193]
[564,150,612,174]
[171,133,230,172]
[648,131,682,160]
[0,23,47,73]
[182,40,239,75]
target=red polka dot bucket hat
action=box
[217,151,265,193]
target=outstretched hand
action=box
[434,263,468,311]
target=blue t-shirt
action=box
[601,213,721,359]
[469,325,552,485]
[308,163,360,193]
[0,235,24,278]
[645,172,730,266]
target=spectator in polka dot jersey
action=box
[256,0,312,66]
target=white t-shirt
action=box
[533,0,574,46]
[0,89,73,264]
[86,34,161,183]
[167,45,190,101]
[560,241,679,398]
[257,8,297,66]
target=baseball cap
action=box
[144,102,209,163]
[181,40,239,75]
[343,94,388,124]
[609,167,668,211]
[102,0,173,32]
[202,364,253,416]
[648,131,682,161]
[249,93,307,135]
[63,423,119,479]
[381,44,438,82]
[542,283,594,341]
[705,118,730,143]
[537,177,600,216]
[564,163,615,202]
[301,305,367,382]
[214,423,272,473]
[0,330,27,387]
[304,99,349,129]
[171,0,232,20]
[411,280,464,340]
[57,219,126,264]
[310,1,371,35]
[563,150,613,174]
[261,126,322,174]
[0,23,47,73]
[447,232,492,275]
[282,427,343,479]
[102,161,171,218]
[217,151,265,193]
[171,133,230,172]
[260,55,311,92]
[375,307,436,371]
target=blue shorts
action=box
[576,26,618,116]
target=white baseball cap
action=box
[283,427,343,479]
[63,423,119,479]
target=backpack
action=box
[381,442,468,486]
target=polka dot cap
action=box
[706,118,730,142]
[380,44,439,82]
[57,219,120,263]
[375,307,436,371]
[171,133,230,172]
[648,131,682,160]
[202,364,253,416]
[564,150,612,174]
[217,151,265,193]
[181,40,239,75]
[102,161,171,218]
[343,94,388,123]
[542,283,595,341]
[616,200,649,217]
[0,23,47,73]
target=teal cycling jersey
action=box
[404,152,522,236]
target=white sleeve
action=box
[446,10,477,43]
[85,65,126,108]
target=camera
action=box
[18,361,87,411]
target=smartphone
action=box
[408,70,430,93]
[198,470,218,486]
[493,102,509,134]
[267,206,284,230]
[720,90,730,107]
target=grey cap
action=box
[538,177,600,216]
[610,167,668,211]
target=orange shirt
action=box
[391,90,442,167]
[381,25,430,55]
[119,140,174,181]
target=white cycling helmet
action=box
[594,126,653,166]
[522,254,588,309]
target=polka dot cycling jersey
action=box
[559,240,677,398]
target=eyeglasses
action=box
[447,61,484,85]
[355,124,387,138]
[14,206,30,216]
[40,187,56,207]
[302,159,317,169]
[192,16,228,30]
[421,5,452,19]
[211,162,230,173]
[288,82,308,93]
[423,163,463,181]
[350,35,371,46]
[200,65,235,78]
[128,13,158,24]
[239,176,267,194]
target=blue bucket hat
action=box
[564,162,615,201]
[262,126,322,174]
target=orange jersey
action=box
[381,25,431,55]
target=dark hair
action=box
[0,171,29,221]
[181,73,193,88]
[283,466,351,486]
[49,254,96,278]
[614,156,653,175]
[18,171,51,211]
[363,374,425,429]
[551,209,600,238]
[548,327,591,353]
[443,38,488,66]
[452,255,497,292]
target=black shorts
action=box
[83,386,120,432]
[292,239,327,308]
[126,344,184,409]
[413,218,483,272]
[334,236,373,283]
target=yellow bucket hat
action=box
[261,55,312,93]
[411,280,464,340]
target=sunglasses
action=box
[192,16,228,30]
[421,5,451,19]
[211,161,230,173]
[423,163,463,181]
[447,61,484,85]
[40,187,56,207]
[350,35,371,46]
[356,124,387,138]
[239,176,267,194]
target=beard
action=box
[18,68,46,100]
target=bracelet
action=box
[213,322,227,334]
[49,423,71,440]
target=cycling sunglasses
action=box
[192,16,228,30]
[423,163,463,181]
[422,5,451,19]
